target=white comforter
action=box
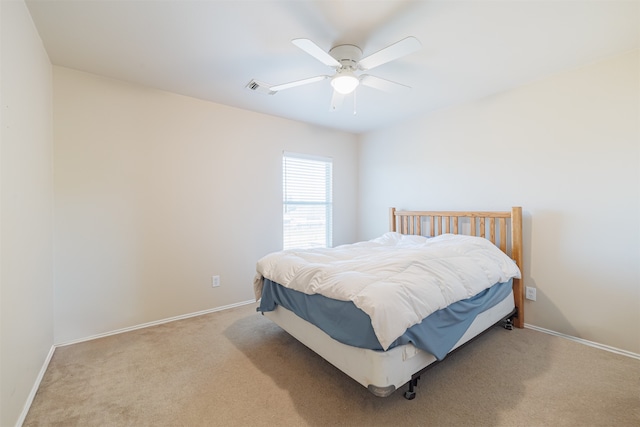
[254,232,521,350]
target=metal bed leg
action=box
[503,307,518,330]
[404,376,420,400]
[503,318,514,330]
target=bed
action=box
[254,207,524,399]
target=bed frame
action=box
[262,207,524,399]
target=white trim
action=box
[55,300,256,347]
[525,323,640,360]
[16,345,56,427]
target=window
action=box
[283,152,333,250]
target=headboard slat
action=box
[489,217,496,244]
[499,218,507,253]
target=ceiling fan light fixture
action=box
[331,72,359,94]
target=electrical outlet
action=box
[212,275,220,288]
[525,286,537,301]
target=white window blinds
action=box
[283,152,333,250]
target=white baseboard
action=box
[16,345,56,427]
[524,323,640,360]
[55,299,256,347]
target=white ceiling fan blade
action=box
[330,90,345,111]
[292,38,341,68]
[271,75,328,92]
[360,74,410,92]
[358,36,421,71]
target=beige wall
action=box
[359,50,640,354]
[0,1,54,426]
[53,67,359,344]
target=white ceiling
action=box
[26,0,639,134]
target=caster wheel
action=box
[404,391,416,400]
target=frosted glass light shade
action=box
[331,72,359,94]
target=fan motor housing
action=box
[329,44,363,70]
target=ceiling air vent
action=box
[246,79,276,95]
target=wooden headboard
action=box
[389,207,524,328]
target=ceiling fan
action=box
[247,36,422,111]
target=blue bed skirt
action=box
[258,278,513,360]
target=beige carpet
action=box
[25,304,639,426]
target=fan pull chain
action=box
[353,90,357,115]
